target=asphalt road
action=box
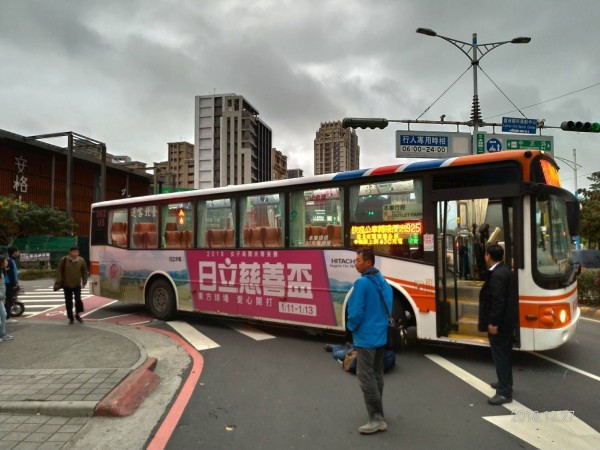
[17,281,600,449]
[157,315,600,450]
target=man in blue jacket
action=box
[4,246,20,324]
[347,248,393,434]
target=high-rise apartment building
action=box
[167,141,194,188]
[272,148,288,180]
[287,168,304,179]
[194,93,272,189]
[314,121,359,175]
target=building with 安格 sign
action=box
[0,128,153,238]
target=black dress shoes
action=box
[488,394,512,405]
[75,314,83,323]
[490,382,499,389]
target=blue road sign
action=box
[502,117,537,134]
[486,138,502,153]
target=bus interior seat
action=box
[144,231,158,248]
[326,224,342,247]
[132,232,144,249]
[208,229,226,248]
[225,229,234,248]
[243,228,252,247]
[110,222,128,248]
[165,222,178,231]
[307,225,326,246]
[262,227,281,247]
[182,230,193,248]
[165,230,182,248]
[250,228,263,248]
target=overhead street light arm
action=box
[416,27,531,63]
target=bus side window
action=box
[108,208,128,248]
[129,205,158,249]
[161,202,193,249]
[198,198,235,249]
[289,187,343,247]
[241,193,284,248]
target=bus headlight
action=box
[539,304,570,328]
[558,309,567,324]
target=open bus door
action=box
[435,197,520,344]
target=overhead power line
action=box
[484,81,600,120]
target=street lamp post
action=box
[554,149,581,195]
[416,28,531,153]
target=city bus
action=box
[89,150,580,351]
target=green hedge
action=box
[577,269,600,307]
[18,269,56,280]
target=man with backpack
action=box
[55,246,88,324]
[346,248,393,434]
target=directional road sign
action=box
[502,117,538,134]
[476,132,553,155]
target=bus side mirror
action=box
[566,201,580,237]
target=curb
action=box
[95,357,160,417]
[580,306,600,319]
[0,401,97,417]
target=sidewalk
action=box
[0,319,190,449]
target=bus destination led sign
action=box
[350,222,422,246]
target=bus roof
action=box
[92,150,550,208]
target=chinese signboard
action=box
[396,131,471,158]
[502,117,538,134]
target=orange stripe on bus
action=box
[519,286,577,302]
[90,261,99,276]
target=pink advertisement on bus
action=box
[186,249,356,327]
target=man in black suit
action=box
[478,243,516,405]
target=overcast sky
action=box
[1,0,599,192]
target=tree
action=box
[0,195,74,245]
[577,171,600,249]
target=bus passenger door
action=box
[435,197,518,342]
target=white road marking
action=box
[226,322,276,341]
[529,352,600,383]
[580,317,600,324]
[426,354,600,449]
[167,320,220,350]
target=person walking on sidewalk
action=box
[4,246,20,324]
[0,255,15,342]
[55,246,88,325]
[346,248,393,434]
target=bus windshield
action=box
[534,193,573,277]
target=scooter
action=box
[10,287,25,317]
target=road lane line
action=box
[529,352,600,383]
[226,322,276,340]
[167,321,220,350]
[580,317,600,324]
[426,354,600,449]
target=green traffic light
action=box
[561,120,600,133]
[342,117,389,129]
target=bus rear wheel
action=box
[147,278,176,321]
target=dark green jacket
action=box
[56,256,88,289]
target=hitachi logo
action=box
[331,258,354,264]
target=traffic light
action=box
[560,121,600,132]
[342,117,389,129]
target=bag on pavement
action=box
[343,350,357,372]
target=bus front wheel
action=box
[147,278,176,321]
